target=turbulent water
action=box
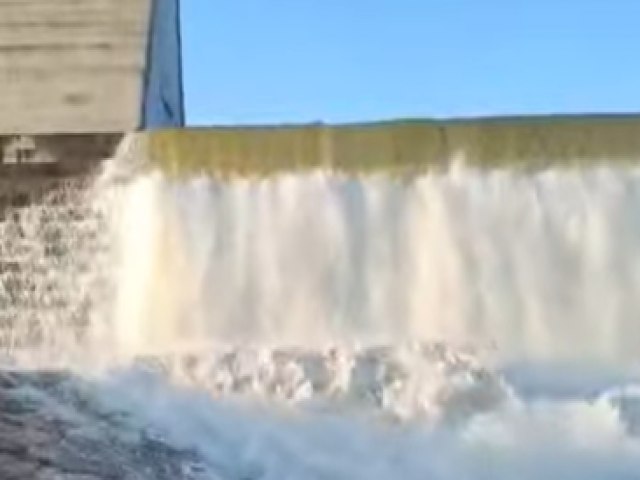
[2,145,640,478]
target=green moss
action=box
[143,115,640,178]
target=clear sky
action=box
[180,0,640,126]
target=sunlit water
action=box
[3,146,640,478]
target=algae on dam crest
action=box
[145,115,640,177]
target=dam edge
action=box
[2,113,640,177]
[145,113,640,176]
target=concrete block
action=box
[0,0,184,135]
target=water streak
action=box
[110,167,640,365]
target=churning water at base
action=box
[3,149,640,478]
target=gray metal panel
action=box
[0,0,180,134]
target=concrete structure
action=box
[0,0,183,134]
[145,114,640,176]
[0,0,183,176]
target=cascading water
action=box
[0,175,111,356]
[110,167,640,364]
[2,140,640,478]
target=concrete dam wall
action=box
[0,0,183,135]
[0,0,183,177]
[0,1,184,345]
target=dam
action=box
[0,0,183,174]
[1,2,640,479]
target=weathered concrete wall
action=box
[0,134,122,176]
[0,0,183,134]
[143,115,640,176]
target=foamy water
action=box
[91,370,640,480]
[111,167,640,364]
[3,152,640,478]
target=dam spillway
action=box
[5,114,640,367]
[4,115,640,367]
[2,126,639,478]
[145,115,640,175]
[1,2,640,479]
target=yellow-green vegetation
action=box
[143,115,640,177]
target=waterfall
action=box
[2,144,640,478]
[107,166,640,366]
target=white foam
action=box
[89,367,640,480]
[107,168,640,365]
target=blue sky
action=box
[180,1,640,125]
